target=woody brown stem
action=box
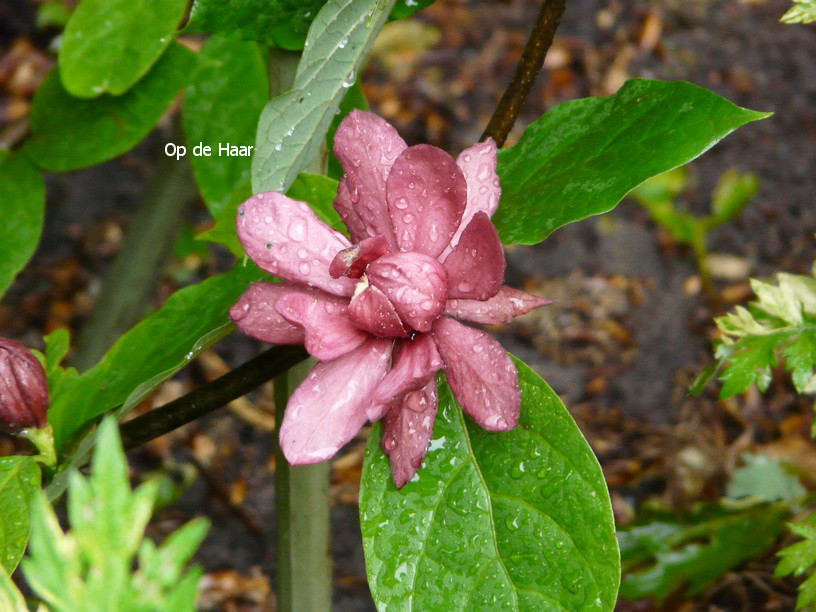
[480,0,567,147]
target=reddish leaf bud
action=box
[0,338,48,432]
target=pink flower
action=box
[230,111,550,487]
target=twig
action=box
[480,0,567,147]
[119,345,308,450]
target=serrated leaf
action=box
[361,359,619,611]
[777,514,816,610]
[493,79,770,245]
[252,0,396,193]
[783,332,816,393]
[58,0,186,97]
[49,263,264,451]
[24,417,207,611]
[726,452,806,502]
[620,504,788,600]
[0,153,45,300]
[25,43,196,172]
[0,457,41,573]
[718,333,786,398]
[182,36,268,220]
[782,0,816,23]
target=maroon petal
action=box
[329,235,389,279]
[0,339,48,432]
[442,212,505,300]
[432,317,519,432]
[333,111,406,249]
[367,253,448,333]
[229,282,306,345]
[237,192,355,297]
[445,286,552,325]
[280,338,392,464]
[381,380,438,488]
[448,138,501,250]
[368,334,443,420]
[275,292,368,362]
[386,144,467,258]
[333,177,370,243]
[347,281,407,339]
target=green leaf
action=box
[361,360,619,611]
[59,0,186,97]
[718,333,786,398]
[0,153,45,299]
[697,266,816,399]
[726,452,806,502]
[185,0,327,50]
[23,417,207,611]
[782,0,816,23]
[252,0,396,193]
[493,79,770,245]
[709,169,758,226]
[182,36,268,220]
[327,80,368,180]
[49,263,264,450]
[0,566,26,612]
[287,173,344,231]
[24,43,196,172]
[0,457,41,573]
[620,503,788,600]
[391,0,436,19]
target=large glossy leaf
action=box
[0,456,41,574]
[252,0,396,193]
[59,0,186,97]
[186,0,327,51]
[186,0,432,50]
[361,359,619,611]
[0,153,44,299]
[49,263,264,450]
[25,43,196,172]
[183,36,268,220]
[493,79,770,245]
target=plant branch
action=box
[119,345,308,450]
[480,0,567,147]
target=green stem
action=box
[265,47,332,611]
[20,424,56,467]
[72,126,196,371]
[274,361,332,612]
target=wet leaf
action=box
[49,263,264,450]
[59,0,186,97]
[183,36,268,221]
[0,154,44,299]
[25,43,196,171]
[252,0,396,193]
[360,359,619,610]
[0,456,41,574]
[493,79,770,245]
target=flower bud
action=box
[0,338,48,432]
